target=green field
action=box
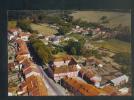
[68,33,84,40]
[70,11,131,29]
[91,39,131,53]
[8,21,17,29]
[31,23,58,35]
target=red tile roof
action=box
[8,28,18,33]
[25,75,48,96]
[16,55,28,62]
[102,85,118,96]
[53,54,72,62]
[63,77,107,96]
[79,67,95,79]
[16,39,29,55]
[53,65,78,74]
[18,32,31,37]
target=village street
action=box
[27,43,68,96]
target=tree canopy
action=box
[16,19,32,32]
[30,39,52,63]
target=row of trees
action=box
[30,39,52,63]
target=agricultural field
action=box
[70,11,131,29]
[30,23,58,35]
[8,21,17,29]
[67,33,84,40]
[91,39,131,54]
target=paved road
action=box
[38,65,67,96]
[27,43,67,96]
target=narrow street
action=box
[27,43,67,96]
[38,65,67,95]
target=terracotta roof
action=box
[102,85,118,95]
[54,65,78,74]
[16,39,29,55]
[16,55,28,62]
[25,75,48,96]
[79,67,95,78]
[63,77,106,96]
[8,28,18,33]
[21,58,32,67]
[23,66,39,75]
[16,39,24,44]
[20,58,40,75]
[53,54,72,62]
[18,32,31,37]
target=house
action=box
[16,39,30,58]
[44,35,55,41]
[8,33,15,41]
[23,65,40,78]
[51,55,77,67]
[16,55,29,63]
[118,87,129,95]
[37,33,45,39]
[8,28,20,41]
[48,54,80,82]
[17,75,48,96]
[9,31,48,96]
[18,32,31,41]
[90,75,102,87]
[26,75,48,96]
[82,30,89,35]
[101,84,118,96]
[78,67,96,85]
[78,60,123,87]
[52,65,79,82]
[16,57,48,96]
[85,56,105,67]
[8,28,19,36]
[110,75,129,87]
[61,77,107,96]
[50,36,63,44]
[22,59,41,78]
[64,37,70,41]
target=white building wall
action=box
[54,60,70,67]
[21,36,29,41]
[26,71,40,78]
[54,71,78,81]
[13,31,18,36]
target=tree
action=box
[17,19,32,32]
[71,47,76,55]
[57,25,71,35]
[30,40,52,64]
[64,39,83,55]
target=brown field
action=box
[70,11,131,29]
